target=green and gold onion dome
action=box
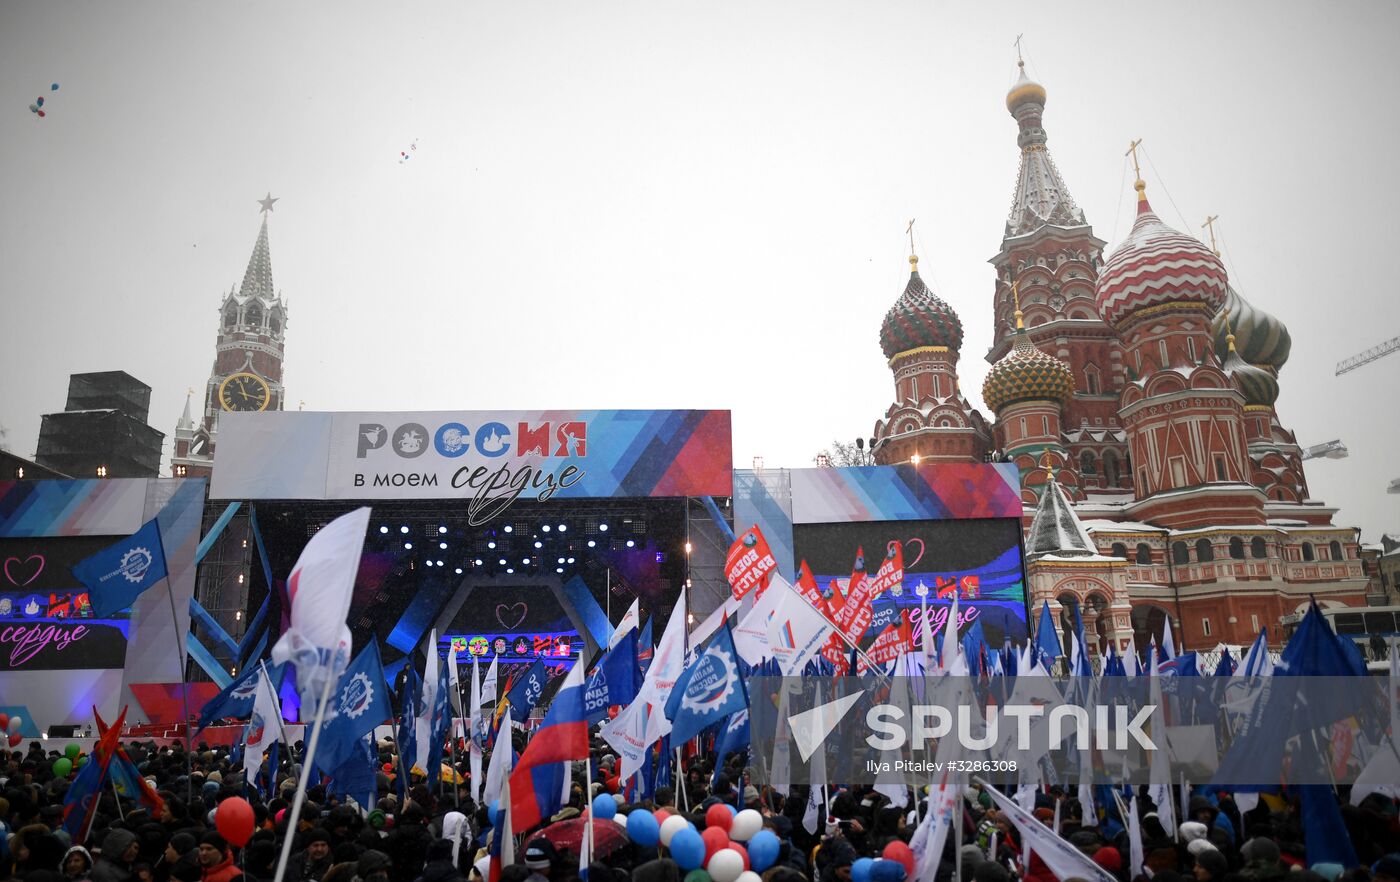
[1221,330,1280,407]
[982,311,1076,412]
[880,255,964,359]
[1211,285,1291,371]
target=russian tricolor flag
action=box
[509,658,590,832]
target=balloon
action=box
[871,860,908,882]
[853,857,875,882]
[29,104,38,113]
[670,827,706,871]
[0,714,8,731]
[707,849,744,882]
[727,804,737,816]
[626,808,660,848]
[7,734,20,747]
[9,716,22,733]
[747,830,780,872]
[36,97,43,108]
[52,757,72,777]
[729,809,762,841]
[660,814,689,847]
[683,872,711,882]
[704,803,733,832]
[592,793,617,822]
[215,796,255,847]
[65,743,80,760]
[882,841,915,877]
[736,874,762,882]
[654,808,672,825]
[36,111,44,118]
[728,843,750,870]
[701,826,729,862]
[76,755,88,768]
[52,83,59,90]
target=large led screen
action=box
[792,517,1029,648]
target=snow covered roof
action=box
[1081,518,1162,534]
[1026,479,1099,557]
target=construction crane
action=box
[1336,335,1400,375]
[1301,439,1348,461]
[1389,477,1400,495]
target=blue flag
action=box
[319,641,393,772]
[328,733,378,812]
[666,624,749,745]
[711,708,750,787]
[637,618,654,674]
[506,659,549,720]
[1301,784,1359,867]
[1034,600,1062,669]
[72,519,169,618]
[584,630,640,724]
[962,619,990,676]
[1213,648,1237,677]
[195,663,287,732]
[396,667,421,799]
[425,653,451,786]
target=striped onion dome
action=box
[1211,286,1291,371]
[1221,333,1279,407]
[982,315,1075,412]
[1095,184,1228,328]
[880,256,963,359]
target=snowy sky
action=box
[2,1,1397,540]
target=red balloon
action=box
[654,809,671,825]
[701,826,729,862]
[883,840,915,876]
[728,842,750,870]
[704,803,733,832]
[215,796,255,847]
[383,763,394,773]
[7,733,20,747]
[0,714,9,732]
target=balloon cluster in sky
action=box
[28,83,59,119]
[399,139,419,164]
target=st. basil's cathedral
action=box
[870,61,1367,655]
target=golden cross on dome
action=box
[906,218,916,255]
[1014,34,1025,65]
[1125,139,1143,178]
[1039,450,1057,482]
[1202,215,1220,255]
[1007,278,1025,329]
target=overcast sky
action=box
[3,1,1397,540]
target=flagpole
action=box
[447,718,461,809]
[271,668,337,882]
[259,662,292,748]
[110,776,126,821]
[675,747,689,811]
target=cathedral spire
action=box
[238,212,276,301]
[1025,471,1098,558]
[1004,60,1085,237]
[176,388,194,431]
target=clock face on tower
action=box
[218,372,272,412]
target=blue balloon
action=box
[591,793,617,822]
[726,804,737,816]
[626,809,660,848]
[670,827,706,870]
[51,83,59,91]
[870,860,908,882]
[748,830,781,872]
[852,857,875,882]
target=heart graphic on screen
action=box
[3,555,45,587]
[495,602,528,630]
[901,538,925,571]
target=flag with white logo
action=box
[666,624,748,744]
[725,526,778,601]
[318,640,391,772]
[765,576,834,677]
[72,518,169,618]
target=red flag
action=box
[62,706,127,842]
[867,542,904,597]
[833,548,877,644]
[859,611,914,672]
[94,710,165,816]
[794,560,824,607]
[726,526,778,601]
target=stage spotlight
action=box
[437,560,444,567]
[455,567,463,575]
[400,526,410,534]
[404,542,413,550]
[556,567,564,574]
[507,568,515,574]
[587,540,596,548]
[475,559,484,566]
[488,541,497,549]
[499,558,507,566]
[425,560,433,567]
[379,526,389,534]
[504,525,513,533]
[438,526,448,534]
[626,539,635,548]
[567,557,575,564]
[558,524,567,532]
[439,541,448,550]
[522,557,530,565]
[534,541,543,549]
[558,557,565,564]
[599,523,609,532]
[541,524,551,533]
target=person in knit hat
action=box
[1194,848,1228,882]
[196,833,240,882]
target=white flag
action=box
[689,597,738,650]
[271,507,370,705]
[610,600,640,650]
[803,746,825,834]
[603,588,689,781]
[733,577,787,665]
[975,777,1118,882]
[414,630,440,771]
[1127,794,1145,877]
[243,663,284,763]
[765,578,833,676]
[912,772,958,881]
[483,705,513,809]
[481,656,499,707]
[469,655,484,803]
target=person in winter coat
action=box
[195,833,241,882]
[287,829,333,882]
[93,829,141,882]
[61,845,94,881]
[381,807,432,882]
[413,841,462,882]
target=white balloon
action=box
[8,717,21,733]
[707,848,745,882]
[659,814,689,847]
[729,808,763,841]
[736,874,763,882]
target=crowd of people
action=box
[2,732,1398,882]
